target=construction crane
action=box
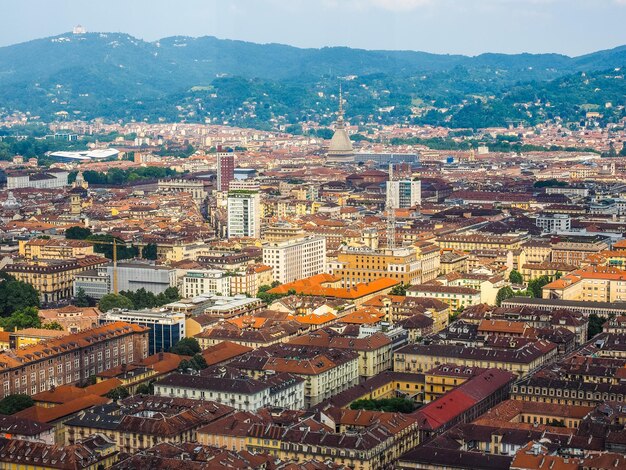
[83,238,123,294]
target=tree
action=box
[0,276,40,316]
[98,294,134,312]
[508,270,524,285]
[0,307,41,331]
[496,286,515,307]
[136,382,154,395]
[65,226,92,240]
[170,338,201,356]
[141,243,158,260]
[74,287,92,307]
[106,386,130,401]
[42,321,64,331]
[0,394,34,415]
[588,314,606,340]
[527,275,551,298]
[350,398,416,413]
[190,353,208,371]
[390,283,407,296]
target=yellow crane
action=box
[84,238,124,294]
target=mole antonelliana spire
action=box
[326,83,354,163]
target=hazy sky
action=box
[1,0,625,56]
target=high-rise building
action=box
[216,150,235,192]
[387,180,421,209]
[227,190,261,239]
[263,236,327,284]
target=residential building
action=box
[542,266,626,302]
[407,284,481,310]
[157,178,207,205]
[4,255,109,303]
[64,395,233,454]
[217,150,235,192]
[288,328,393,378]
[332,246,423,288]
[535,213,571,233]
[387,180,421,208]
[550,235,610,267]
[181,269,231,297]
[262,235,326,284]
[0,322,148,399]
[394,339,557,378]
[0,434,118,469]
[227,190,261,238]
[154,369,305,411]
[19,238,94,260]
[229,344,359,407]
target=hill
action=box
[0,32,625,128]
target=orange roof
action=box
[0,331,10,343]
[200,341,252,366]
[290,311,337,326]
[268,274,399,300]
[340,307,385,325]
[478,319,528,334]
[16,395,110,423]
[32,378,123,404]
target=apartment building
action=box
[436,233,529,252]
[18,238,94,260]
[550,235,610,267]
[157,178,208,205]
[542,266,626,302]
[229,264,273,296]
[394,339,557,378]
[262,235,326,284]
[387,180,421,208]
[288,328,392,378]
[0,322,148,399]
[227,190,260,239]
[64,395,233,454]
[407,284,481,310]
[4,255,109,303]
[228,344,359,407]
[154,369,305,411]
[181,269,231,297]
[333,246,423,288]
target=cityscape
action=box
[1,1,626,469]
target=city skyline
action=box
[1,0,625,56]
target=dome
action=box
[328,127,353,155]
[2,192,20,211]
[326,86,354,163]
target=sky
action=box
[1,0,625,56]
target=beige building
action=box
[19,238,94,260]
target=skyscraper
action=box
[227,190,261,239]
[216,149,235,192]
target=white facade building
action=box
[536,213,572,233]
[263,236,327,284]
[181,269,231,297]
[227,191,261,239]
[7,170,69,190]
[386,180,421,209]
[154,371,305,411]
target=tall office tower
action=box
[386,180,421,209]
[217,149,235,192]
[227,190,261,239]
